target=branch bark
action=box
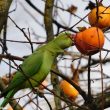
[0,0,12,33]
[44,0,62,109]
[44,0,54,42]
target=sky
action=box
[0,0,110,109]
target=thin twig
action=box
[8,16,34,53]
[87,55,92,103]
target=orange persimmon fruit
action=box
[74,27,105,55]
[60,80,79,99]
[88,6,110,29]
[7,106,25,110]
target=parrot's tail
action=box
[0,89,16,107]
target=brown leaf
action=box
[67,5,77,14]
[71,64,79,84]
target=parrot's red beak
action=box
[70,34,76,46]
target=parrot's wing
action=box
[1,49,44,95]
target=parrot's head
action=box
[54,32,75,49]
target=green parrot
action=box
[0,32,74,107]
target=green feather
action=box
[1,89,17,107]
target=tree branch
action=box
[0,0,12,33]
